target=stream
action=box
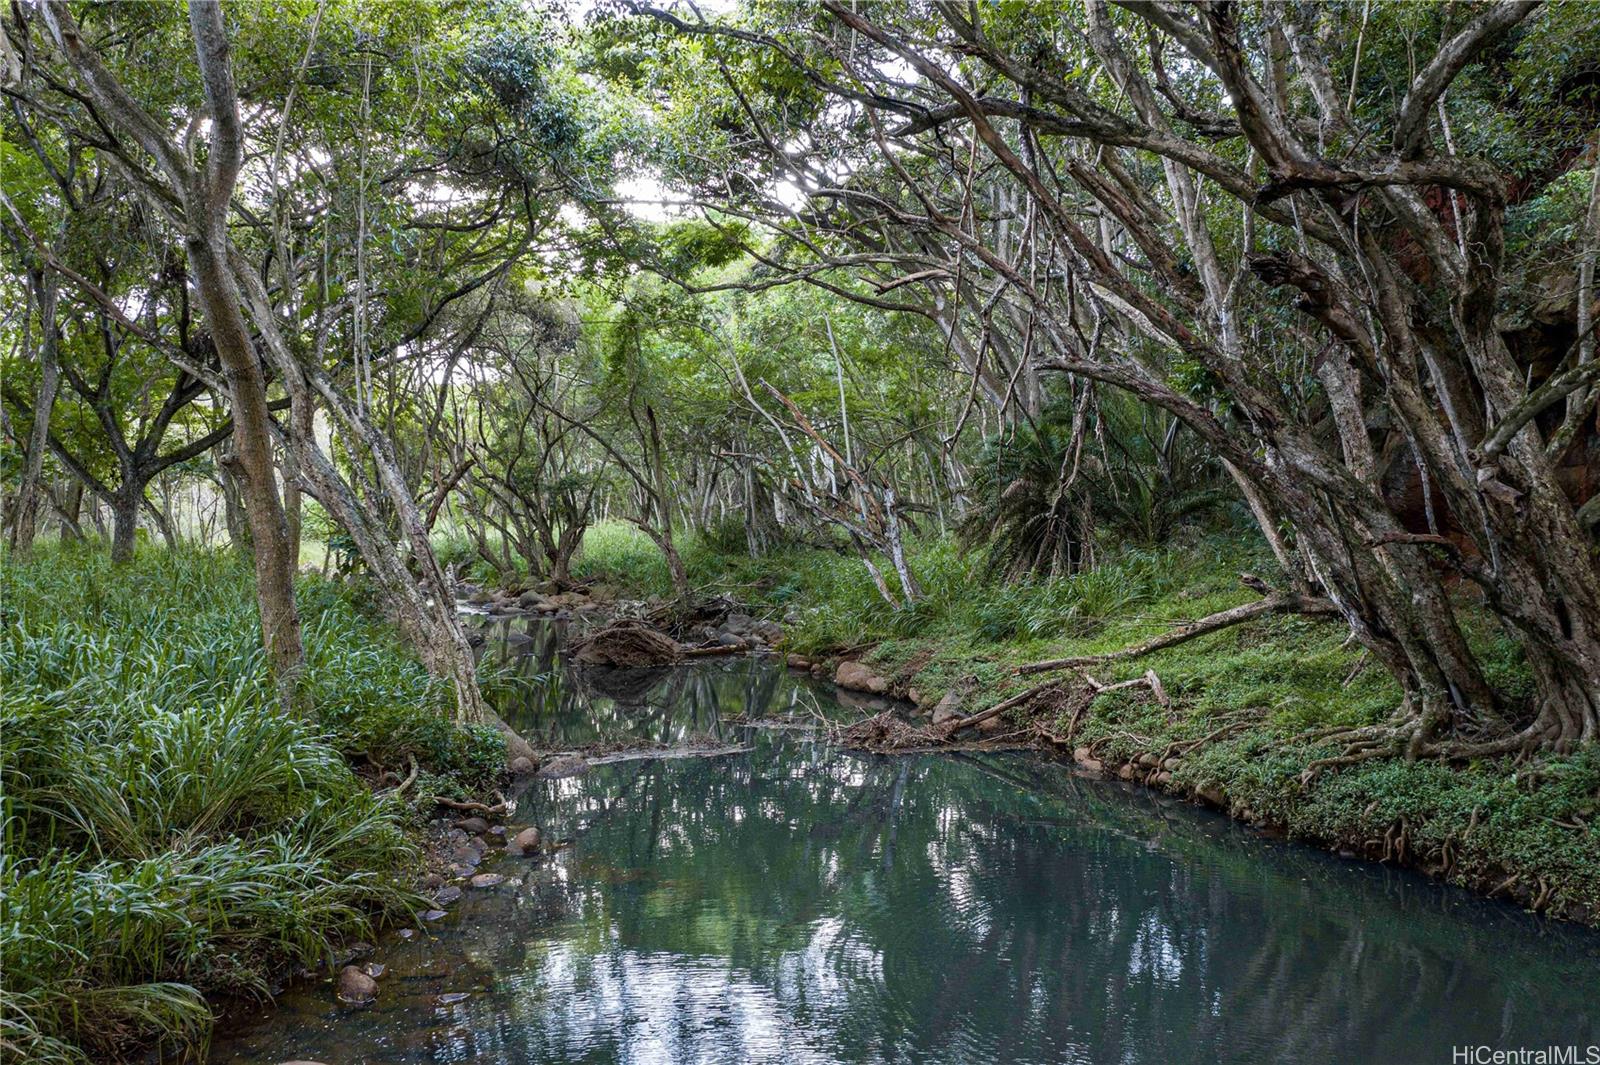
[210,616,1600,1064]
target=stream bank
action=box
[209,618,1600,1063]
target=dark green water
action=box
[210,617,1600,1064]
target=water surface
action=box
[211,617,1600,1064]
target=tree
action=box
[615,0,1600,755]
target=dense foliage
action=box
[0,547,499,1062]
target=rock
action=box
[488,825,507,838]
[786,654,812,670]
[1072,747,1104,774]
[454,816,490,835]
[810,662,828,677]
[396,928,417,940]
[470,873,505,889]
[716,632,746,648]
[421,873,443,891]
[725,612,755,634]
[1197,784,1226,807]
[1137,752,1161,768]
[1161,757,1184,771]
[1152,771,1173,786]
[506,827,542,856]
[835,661,890,695]
[437,992,471,1006]
[518,590,548,609]
[509,755,536,776]
[1117,764,1136,781]
[506,628,534,645]
[468,590,493,605]
[434,885,462,905]
[754,621,785,643]
[362,962,386,979]
[538,755,588,779]
[907,687,925,708]
[421,909,448,921]
[466,837,488,855]
[931,692,964,725]
[448,844,481,868]
[336,965,378,1004]
[976,715,1004,734]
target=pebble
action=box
[469,873,505,889]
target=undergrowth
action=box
[0,544,499,1063]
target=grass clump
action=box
[0,544,491,1063]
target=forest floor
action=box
[0,546,513,1064]
[554,522,1600,925]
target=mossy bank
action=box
[557,523,1600,926]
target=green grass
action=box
[0,544,501,1063]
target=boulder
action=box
[835,661,889,695]
[506,827,542,856]
[538,755,588,779]
[454,816,490,835]
[518,590,548,609]
[336,965,378,1004]
[930,692,963,725]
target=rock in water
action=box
[835,661,890,695]
[538,755,588,779]
[506,826,542,855]
[572,620,681,667]
[336,965,378,1004]
[470,873,505,889]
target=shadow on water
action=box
[209,620,1600,1064]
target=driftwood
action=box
[571,620,681,667]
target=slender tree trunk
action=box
[12,270,61,555]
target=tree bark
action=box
[11,270,61,555]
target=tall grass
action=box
[0,544,493,1063]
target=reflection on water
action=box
[210,622,1600,1064]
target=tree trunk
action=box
[187,238,306,694]
[109,490,139,563]
[11,270,61,555]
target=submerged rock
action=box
[469,872,505,889]
[538,754,588,779]
[337,965,378,1004]
[835,661,889,695]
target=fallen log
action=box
[1018,587,1337,677]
